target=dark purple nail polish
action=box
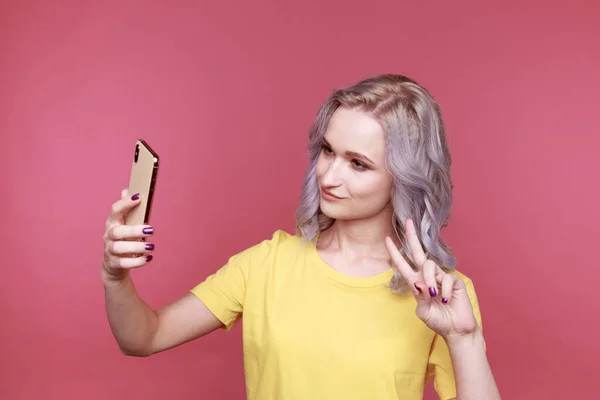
[146,255,153,262]
[442,297,448,304]
[145,243,154,251]
[429,287,437,297]
[131,193,140,201]
[142,227,153,235]
[414,283,422,293]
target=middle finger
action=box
[423,260,438,297]
[108,224,154,241]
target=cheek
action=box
[350,175,392,201]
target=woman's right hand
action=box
[102,188,155,283]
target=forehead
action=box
[324,107,386,160]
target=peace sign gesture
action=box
[385,219,479,340]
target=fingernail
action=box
[145,243,155,250]
[442,297,448,304]
[429,287,437,297]
[142,227,153,235]
[414,283,422,293]
[146,255,153,262]
[131,193,140,200]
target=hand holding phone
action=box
[101,139,159,282]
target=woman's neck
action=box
[318,207,401,262]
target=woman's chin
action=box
[319,201,353,220]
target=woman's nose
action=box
[321,159,344,187]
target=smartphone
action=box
[124,139,159,226]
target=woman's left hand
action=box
[385,219,478,340]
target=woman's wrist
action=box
[443,327,484,351]
[101,264,131,287]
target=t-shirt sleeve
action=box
[189,232,280,331]
[189,251,247,331]
[426,273,484,400]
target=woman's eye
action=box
[322,145,333,155]
[352,160,367,170]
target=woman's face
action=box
[316,107,394,221]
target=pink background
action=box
[1,1,599,399]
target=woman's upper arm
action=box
[147,292,224,356]
[142,232,282,356]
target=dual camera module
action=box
[134,144,140,163]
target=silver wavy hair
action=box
[295,73,456,293]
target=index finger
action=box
[109,191,141,222]
[385,236,418,284]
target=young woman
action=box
[102,74,501,400]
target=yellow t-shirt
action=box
[190,230,483,400]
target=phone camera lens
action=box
[134,145,139,162]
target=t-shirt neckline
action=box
[307,232,394,288]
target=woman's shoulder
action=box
[250,229,303,249]
[231,229,306,262]
[267,229,302,243]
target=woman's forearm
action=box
[103,270,159,356]
[446,329,501,400]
